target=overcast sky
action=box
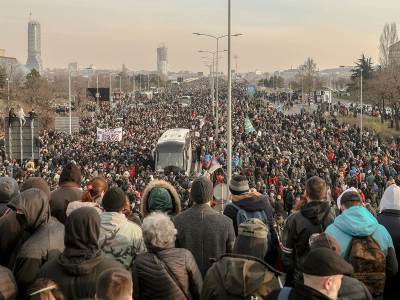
[2,0,400,73]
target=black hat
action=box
[229,175,250,195]
[190,176,213,204]
[102,187,126,212]
[303,248,353,276]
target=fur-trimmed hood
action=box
[141,180,181,217]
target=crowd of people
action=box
[0,79,400,299]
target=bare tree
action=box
[379,22,398,67]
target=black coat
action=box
[377,209,400,300]
[338,275,372,300]
[174,203,235,277]
[281,201,335,281]
[266,282,332,300]
[132,248,203,300]
[38,207,124,300]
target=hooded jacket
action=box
[99,211,146,269]
[282,200,335,278]
[201,254,282,300]
[38,207,124,300]
[326,206,398,276]
[8,188,65,297]
[50,182,83,224]
[141,180,181,217]
[377,185,400,300]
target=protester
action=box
[28,278,64,300]
[377,184,400,300]
[201,218,282,300]
[9,188,64,297]
[96,268,133,300]
[282,176,335,284]
[141,180,181,217]
[325,190,398,298]
[174,176,235,276]
[0,177,51,267]
[309,233,373,300]
[266,248,354,300]
[99,187,146,269]
[66,176,107,216]
[132,212,202,300]
[50,162,83,223]
[38,207,125,299]
[0,177,19,217]
[0,265,17,300]
[223,175,278,264]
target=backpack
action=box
[345,235,386,296]
[277,287,292,300]
[229,202,269,226]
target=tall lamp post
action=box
[6,78,10,110]
[227,0,232,182]
[193,32,242,138]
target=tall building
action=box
[157,44,168,77]
[26,18,43,73]
[389,41,400,65]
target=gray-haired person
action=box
[132,212,203,300]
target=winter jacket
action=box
[8,188,65,297]
[338,275,373,300]
[201,254,282,300]
[38,207,125,300]
[141,180,181,217]
[377,184,400,300]
[282,200,335,279]
[99,211,146,269]
[266,282,332,300]
[50,182,82,224]
[174,203,235,276]
[0,211,26,268]
[223,192,278,266]
[132,248,203,300]
[325,206,398,278]
[0,265,17,300]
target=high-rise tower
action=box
[26,16,43,73]
[157,44,168,77]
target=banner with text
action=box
[97,127,123,142]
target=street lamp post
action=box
[193,32,242,139]
[6,78,10,110]
[227,0,232,182]
[96,74,99,108]
[68,69,72,135]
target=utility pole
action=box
[227,0,232,183]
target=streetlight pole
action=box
[360,69,363,143]
[96,74,99,108]
[193,32,242,139]
[6,78,10,111]
[68,69,72,135]
[119,75,122,93]
[227,0,232,182]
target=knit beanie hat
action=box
[148,188,173,215]
[102,187,127,212]
[0,177,19,204]
[229,175,250,195]
[190,176,213,204]
[233,218,269,260]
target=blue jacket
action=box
[325,206,394,257]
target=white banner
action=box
[97,127,123,142]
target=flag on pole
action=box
[244,116,256,135]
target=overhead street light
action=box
[193,32,242,139]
